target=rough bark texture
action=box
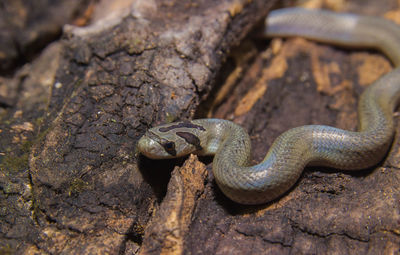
[0,0,399,254]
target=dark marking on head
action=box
[162,141,176,156]
[159,121,206,132]
[146,130,177,156]
[176,131,203,151]
[146,130,161,142]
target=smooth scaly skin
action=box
[137,8,400,204]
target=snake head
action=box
[137,121,205,159]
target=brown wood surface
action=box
[0,0,399,254]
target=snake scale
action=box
[137,8,400,204]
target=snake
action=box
[137,8,400,205]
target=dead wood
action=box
[0,0,399,254]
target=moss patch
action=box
[68,178,90,196]
[0,244,14,255]
[0,153,29,173]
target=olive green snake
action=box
[137,8,400,204]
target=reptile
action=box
[137,8,400,205]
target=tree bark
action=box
[0,0,399,254]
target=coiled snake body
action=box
[138,8,400,205]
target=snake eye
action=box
[164,142,174,150]
[163,142,176,156]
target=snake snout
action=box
[137,135,175,159]
[137,136,158,158]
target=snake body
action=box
[137,8,400,204]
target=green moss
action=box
[68,79,83,100]
[0,153,29,173]
[68,178,90,196]
[0,109,7,122]
[35,127,51,144]
[0,123,53,174]
[74,79,83,89]
[34,116,45,127]
[21,139,33,154]
[0,244,14,255]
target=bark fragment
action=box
[140,155,207,255]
